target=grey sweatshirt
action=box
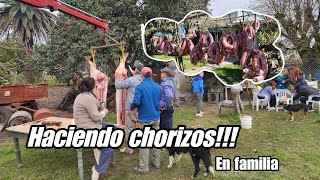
[115,74,143,110]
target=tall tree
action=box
[252,0,320,72]
[0,0,56,50]
[0,0,56,82]
[32,0,209,84]
[0,39,25,84]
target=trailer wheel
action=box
[0,106,12,129]
[8,111,32,127]
[22,101,39,116]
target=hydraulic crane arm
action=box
[16,0,109,32]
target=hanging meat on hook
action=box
[85,56,108,104]
[188,27,197,39]
[240,48,268,82]
[153,38,161,51]
[220,32,237,53]
[190,31,214,65]
[252,50,268,82]
[190,43,203,65]
[114,53,129,128]
[179,38,194,56]
[161,40,175,54]
[199,31,214,49]
[246,26,255,40]
[153,35,168,52]
[235,29,250,57]
[207,42,222,64]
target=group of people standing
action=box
[73,62,184,179]
[258,68,320,111]
[126,65,177,173]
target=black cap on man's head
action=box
[134,63,144,71]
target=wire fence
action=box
[298,62,320,81]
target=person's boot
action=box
[93,148,101,165]
[91,166,100,180]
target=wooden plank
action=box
[92,43,121,50]
[6,117,73,134]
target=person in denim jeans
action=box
[293,82,320,111]
[159,67,175,129]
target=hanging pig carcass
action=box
[114,53,129,128]
[85,56,108,104]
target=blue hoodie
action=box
[192,75,204,94]
[160,77,175,109]
[130,77,161,122]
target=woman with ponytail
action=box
[73,77,113,180]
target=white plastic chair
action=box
[274,89,293,111]
[252,91,270,111]
[306,94,320,114]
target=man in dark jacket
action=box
[293,84,320,110]
[159,67,175,129]
[130,67,161,173]
[192,72,204,117]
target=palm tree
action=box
[0,0,56,82]
[0,0,56,51]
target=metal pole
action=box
[57,0,103,21]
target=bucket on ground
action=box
[240,115,252,129]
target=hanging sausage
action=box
[207,42,222,64]
[189,31,214,65]
[199,31,214,48]
[179,38,194,56]
[240,48,268,82]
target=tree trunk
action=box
[56,84,117,112]
[23,32,35,83]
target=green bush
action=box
[214,65,244,84]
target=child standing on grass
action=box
[192,72,204,117]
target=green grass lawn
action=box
[214,65,244,85]
[151,55,175,61]
[182,56,206,70]
[1,103,320,179]
[151,55,205,71]
[47,79,67,86]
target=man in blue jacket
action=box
[130,67,161,173]
[159,67,175,129]
[192,72,204,117]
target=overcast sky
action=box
[209,0,252,16]
[1,1,253,16]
